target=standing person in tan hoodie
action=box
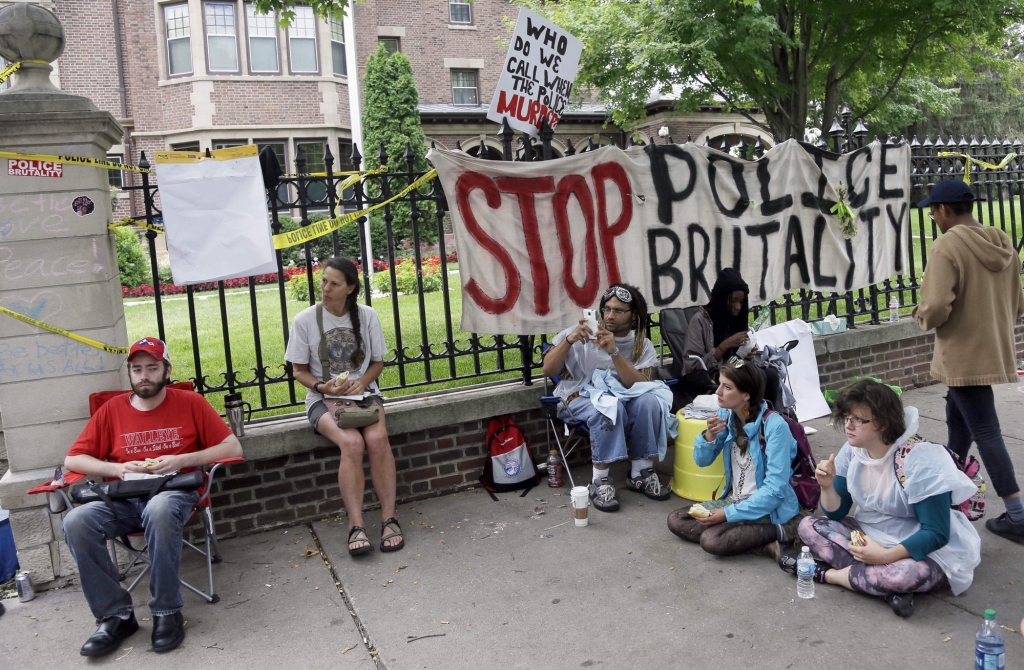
[913,178,1024,543]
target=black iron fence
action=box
[121,111,1023,416]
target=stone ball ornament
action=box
[0,3,65,65]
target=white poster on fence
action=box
[427,139,911,335]
[156,145,277,285]
[754,319,830,422]
[486,8,582,136]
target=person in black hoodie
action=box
[680,268,751,376]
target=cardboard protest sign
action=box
[156,145,277,285]
[428,139,911,335]
[487,8,582,136]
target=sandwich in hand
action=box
[688,503,712,519]
[143,458,160,468]
[334,370,350,386]
[850,530,867,547]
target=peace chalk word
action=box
[487,8,583,137]
[428,140,911,335]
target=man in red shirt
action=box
[62,338,242,657]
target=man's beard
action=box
[132,375,168,399]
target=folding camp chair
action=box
[540,342,590,490]
[656,306,703,378]
[27,383,244,604]
[539,340,679,490]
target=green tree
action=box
[361,43,434,248]
[531,0,1023,142]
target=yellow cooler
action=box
[670,412,726,502]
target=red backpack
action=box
[480,416,539,500]
[758,409,822,511]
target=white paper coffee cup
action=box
[570,485,590,527]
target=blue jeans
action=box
[63,490,200,620]
[564,394,663,464]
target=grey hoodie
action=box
[913,224,1024,386]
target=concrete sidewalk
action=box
[2,384,1023,668]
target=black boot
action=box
[80,612,139,657]
[152,611,186,652]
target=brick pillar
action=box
[0,4,128,585]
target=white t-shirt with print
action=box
[285,302,387,411]
[549,326,657,401]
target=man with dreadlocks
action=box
[542,284,677,512]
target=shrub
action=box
[288,266,323,302]
[120,268,305,298]
[372,256,443,295]
[114,226,149,288]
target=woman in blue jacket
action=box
[668,357,801,558]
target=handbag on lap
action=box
[316,303,380,429]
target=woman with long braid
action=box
[285,257,403,556]
[542,284,677,512]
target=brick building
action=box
[6,1,769,195]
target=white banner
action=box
[156,148,277,285]
[486,8,582,137]
[428,139,911,335]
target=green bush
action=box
[157,264,174,285]
[288,267,324,302]
[114,226,149,288]
[371,257,443,295]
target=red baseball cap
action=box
[127,338,171,364]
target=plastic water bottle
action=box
[975,609,1005,670]
[889,295,900,323]
[796,546,815,599]
[547,450,563,488]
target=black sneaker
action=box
[588,476,619,512]
[985,512,1024,543]
[626,468,671,501]
[884,593,915,618]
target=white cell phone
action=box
[582,309,598,339]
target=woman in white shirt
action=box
[285,257,402,556]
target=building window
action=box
[451,70,478,105]
[449,0,471,24]
[257,141,290,206]
[378,37,399,54]
[245,4,279,72]
[170,141,201,152]
[204,3,238,72]
[288,6,318,73]
[164,4,193,76]
[107,155,124,188]
[296,141,327,206]
[213,140,246,149]
[330,16,346,76]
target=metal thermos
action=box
[224,393,250,438]
[15,571,35,602]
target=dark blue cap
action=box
[916,179,984,207]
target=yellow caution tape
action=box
[272,169,438,250]
[154,144,259,164]
[281,166,388,178]
[0,150,154,174]
[937,152,1019,185]
[0,305,130,354]
[0,60,48,85]
[107,217,165,234]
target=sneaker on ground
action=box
[589,476,619,512]
[985,512,1024,543]
[884,592,914,618]
[626,467,671,501]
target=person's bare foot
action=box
[380,517,405,552]
[347,526,373,555]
